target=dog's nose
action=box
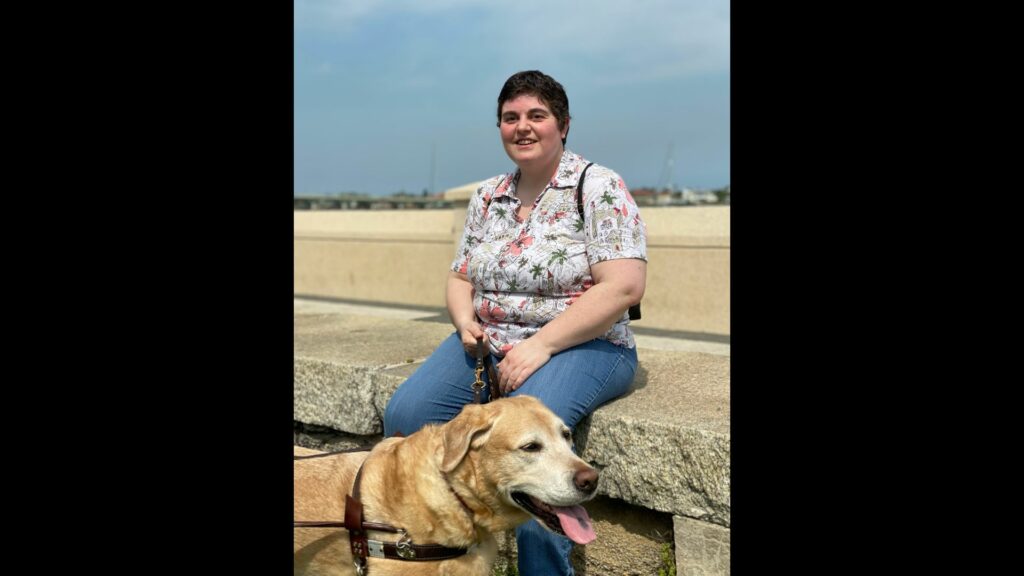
[574,467,598,493]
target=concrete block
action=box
[576,350,730,526]
[294,357,380,434]
[674,515,730,576]
[293,312,453,434]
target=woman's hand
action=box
[448,271,487,357]
[496,337,553,394]
[458,321,487,357]
[494,258,646,393]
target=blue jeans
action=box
[383,332,638,576]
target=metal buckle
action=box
[367,539,385,559]
[354,558,367,576]
[395,529,416,559]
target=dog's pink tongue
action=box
[554,505,596,544]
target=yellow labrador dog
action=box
[294,395,598,576]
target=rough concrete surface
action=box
[489,495,673,576]
[294,312,452,433]
[572,495,675,575]
[674,515,730,576]
[576,350,730,526]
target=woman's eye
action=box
[521,442,542,452]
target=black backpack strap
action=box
[576,162,594,220]
[575,162,641,321]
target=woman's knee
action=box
[510,341,636,428]
[383,384,417,437]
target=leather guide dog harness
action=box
[294,448,469,575]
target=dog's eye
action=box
[521,442,543,452]
[562,430,572,441]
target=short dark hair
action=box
[496,70,571,145]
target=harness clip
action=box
[396,529,416,559]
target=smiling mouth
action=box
[510,491,596,544]
[515,139,537,145]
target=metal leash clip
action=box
[472,336,486,404]
[395,529,416,559]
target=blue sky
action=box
[294,0,730,196]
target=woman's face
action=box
[499,94,568,172]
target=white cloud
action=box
[294,0,484,31]
[295,0,730,81]
[494,0,730,80]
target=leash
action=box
[472,337,486,404]
[473,336,501,404]
[294,445,469,575]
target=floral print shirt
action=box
[451,149,647,356]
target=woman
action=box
[384,70,647,575]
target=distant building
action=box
[294,191,452,210]
[630,187,673,206]
[679,187,719,205]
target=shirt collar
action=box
[550,149,590,189]
[492,149,590,200]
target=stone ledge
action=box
[675,515,731,576]
[575,349,730,526]
[294,311,730,527]
[293,313,453,433]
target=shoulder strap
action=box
[575,162,595,219]
[575,161,642,321]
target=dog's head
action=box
[439,395,598,544]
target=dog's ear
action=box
[440,403,494,473]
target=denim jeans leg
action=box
[507,339,638,576]
[382,332,483,437]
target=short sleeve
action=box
[580,167,647,266]
[450,182,491,274]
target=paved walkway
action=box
[293,297,730,356]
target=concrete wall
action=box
[294,205,729,336]
[294,210,457,308]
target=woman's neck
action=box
[515,148,563,204]
[514,176,547,208]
